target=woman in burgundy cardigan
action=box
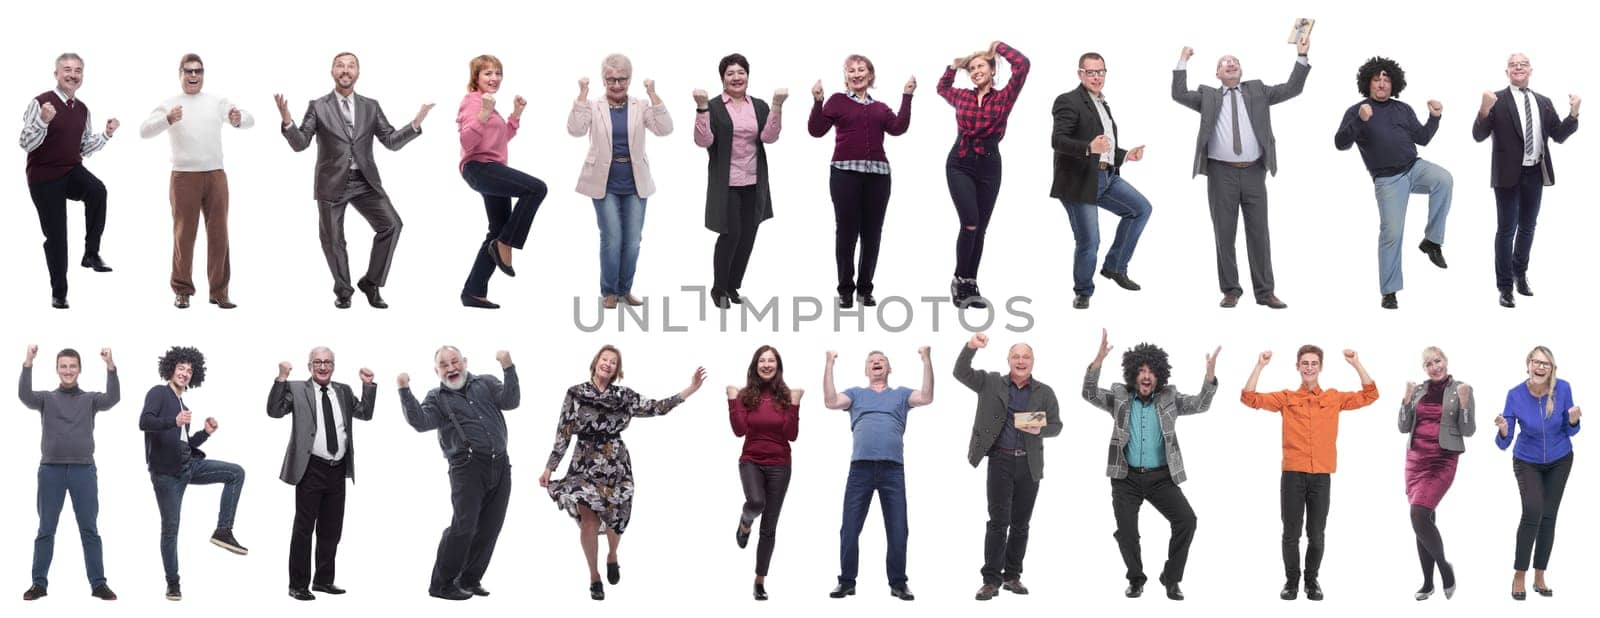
[807,55,915,309]
[727,345,802,600]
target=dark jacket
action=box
[267,378,377,484]
[1471,87,1579,187]
[1051,84,1126,203]
[138,384,210,475]
[1172,60,1311,177]
[400,367,519,461]
[702,95,773,233]
[281,91,421,203]
[1082,366,1217,485]
[954,345,1062,481]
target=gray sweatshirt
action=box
[20,365,121,464]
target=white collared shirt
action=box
[1511,86,1545,166]
[309,381,348,461]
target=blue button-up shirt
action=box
[1126,397,1165,468]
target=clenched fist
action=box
[1359,103,1374,122]
[968,333,989,349]
[359,367,375,384]
[397,372,411,389]
[167,105,184,125]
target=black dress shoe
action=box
[1305,579,1324,601]
[736,521,751,548]
[52,297,69,309]
[1002,578,1029,595]
[90,583,116,600]
[1419,239,1448,268]
[429,587,471,601]
[461,584,490,597]
[1500,290,1516,308]
[486,240,515,277]
[857,292,877,307]
[334,297,351,309]
[1516,275,1534,296]
[1161,578,1184,601]
[288,588,315,601]
[889,583,915,600]
[311,583,345,595]
[1125,583,1144,598]
[356,280,388,309]
[1533,583,1553,597]
[975,583,999,600]
[1072,295,1090,310]
[1221,293,1239,308]
[753,583,768,601]
[1257,295,1288,309]
[81,255,113,272]
[606,562,620,585]
[590,581,605,601]
[838,296,853,309]
[829,583,855,598]
[711,289,731,309]
[1382,293,1398,309]
[209,298,237,309]
[1100,269,1142,291]
[460,294,500,309]
[728,290,744,304]
[23,584,47,601]
[1280,581,1298,600]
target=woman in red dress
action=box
[1397,346,1476,600]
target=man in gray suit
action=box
[274,52,433,309]
[267,346,376,601]
[1172,34,1310,309]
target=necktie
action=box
[1230,88,1243,156]
[321,385,340,458]
[341,97,355,136]
[1521,88,1536,161]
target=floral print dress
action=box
[546,381,684,534]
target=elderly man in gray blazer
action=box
[274,52,433,309]
[955,333,1061,601]
[1084,329,1218,601]
[267,346,376,600]
[1172,34,1311,309]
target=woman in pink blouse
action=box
[456,55,547,309]
[727,345,801,600]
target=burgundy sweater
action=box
[807,92,912,163]
[729,391,799,465]
[27,91,89,184]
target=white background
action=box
[3,0,1593,615]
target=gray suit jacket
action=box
[267,378,377,484]
[1083,366,1217,485]
[954,346,1062,481]
[1397,377,1476,453]
[281,92,420,203]
[1172,60,1310,177]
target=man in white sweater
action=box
[140,53,253,309]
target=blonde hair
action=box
[590,345,624,383]
[1526,345,1558,417]
[467,55,503,92]
[842,54,876,90]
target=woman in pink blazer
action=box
[567,54,673,309]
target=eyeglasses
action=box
[310,360,335,367]
[603,76,630,85]
[1508,62,1531,69]
[1079,69,1108,77]
[1529,360,1552,368]
[182,68,205,76]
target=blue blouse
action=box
[1496,379,1582,464]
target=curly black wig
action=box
[157,346,207,388]
[1356,56,1406,98]
[1121,343,1171,395]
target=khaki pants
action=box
[170,170,230,299]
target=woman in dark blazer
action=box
[1397,346,1474,600]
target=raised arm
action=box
[784,389,802,441]
[1339,350,1381,410]
[907,347,934,407]
[823,351,851,410]
[886,89,913,136]
[19,347,46,410]
[993,41,1030,100]
[644,80,673,136]
[1171,46,1202,110]
[807,93,833,138]
[398,379,443,432]
[1265,57,1311,105]
[1456,382,1477,437]
[1240,351,1286,411]
[267,361,294,418]
[760,95,783,144]
[1176,346,1221,416]
[1548,95,1579,143]
[1082,328,1118,413]
[952,334,991,392]
[490,351,520,410]
[1408,103,1441,146]
[282,100,317,152]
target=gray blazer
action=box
[1083,366,1217,485]
[954,346,1062,481]
[281,92,420,203]
[1397,378,1476,452]
[267,379,377,484]
[1172,60,1310,177]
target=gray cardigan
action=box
[1397,377,1475,452]
[954,346,1061,481]
[20,366,120,464]
[1083,366,1216,485]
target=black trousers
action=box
[1111,466,1197,586]
[1493,164,1545,292]
[945,146,1002,279]
[1513,452,1573,571]
[712,186,761,293]
[430,454,510,593]
[738,462,792,577]
[1281,471,1331,582]
[982,453,1039,585]
[829,169,891,298]
[289,456,346,589]
[28,165,108,298]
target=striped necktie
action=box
[1521,88,1535,161]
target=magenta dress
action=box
[1404,381,1459,508]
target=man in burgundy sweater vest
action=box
[19,53,120,309]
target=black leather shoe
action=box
[1257,295,1288,309]
[356,280,388,309]
[209,298,237,309]
[736,521,751,548]
[311,583,345,595]
[1164,582,1184,601]
[52,297,69,309]
[288,588,315,601]
[334,297,351,309]
[81,255,113,272]
[1516,275,1534,296]
[165,582,182,601]
[175,294,191,309]
[1419,240,1448,269]
[90,583,116,600]
[486,240,515,277]
[1002,578,1029,595]
[728,290,744,304]
[711,289,731,309]
[1305,579,1324,601]
[23,584,47,601]
[829,583,855,598]
[889,583,914,600]
[429,587,471,601]
[606,562,620,585]
[1280,581,1298,600]
[838,296,853,309]
[1101,269,1142,291]
[1500,290,1516,308]
[460,294,500,310]
[461,585,489,597]
[1125,583,1144,598]
[1221,293,1239,308]
[1382,293,1398,309]
[589,581,604,600]
[857,293,877,307]
[1072,295,1090,310]
[753,583,768,601]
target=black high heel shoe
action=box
[753,583,768,601]
[1533,583,1553,597]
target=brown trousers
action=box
[170,170,230,298]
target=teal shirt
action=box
[1125,397,1165,468]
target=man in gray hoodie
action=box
[20,345,119,601]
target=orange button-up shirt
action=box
[1240,382,1379,473]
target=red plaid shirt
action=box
[938,41,1030,157]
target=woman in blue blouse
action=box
[1495,345,1582,600]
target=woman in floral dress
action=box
[540,344,706,600]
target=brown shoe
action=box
[1256,295,1288,309]
[975,584,999,601]
[209,298,237,309]
[623,294,643,306]
[1220,293,1239,308]
[1002,578,1030,595]
[174,294,191,309]
[603,295,618,309]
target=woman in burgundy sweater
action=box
[807,55,914,309]
[727,345,802,600]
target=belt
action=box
[1128,465,1167,474]
[612,156,631,163]
[311,455,344,466]
[1208,158,1258,169]
[990,448,1027,457]
[345,168,365,179]
[579,432,622,442]
[1097,162,1113,170]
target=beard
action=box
[443,373,467,391]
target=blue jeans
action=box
[33,463,105,587]
[838,460,908,586]
[151,459,246,582]
[592,193,647,296]
[1061,170,1153,295]
[1373,159,1452,294]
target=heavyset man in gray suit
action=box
[1172,34,1311,309]
[275,52,433,309]
[267,346,376,600]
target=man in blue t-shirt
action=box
[823,346,934,601]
